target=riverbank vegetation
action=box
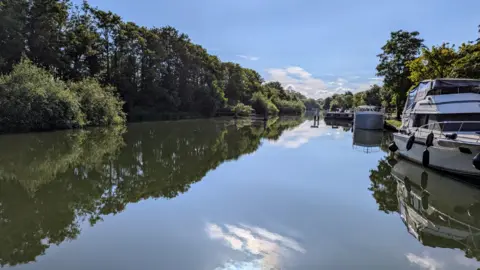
[0,0,308,132]
[322,25,480,118]
[374,26,480,119]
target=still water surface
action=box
[2,118,480,269]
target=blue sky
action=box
[75,0,480,99]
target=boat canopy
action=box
[404,79,480,112]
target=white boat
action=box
[391,78,480,177]
[353,105,385,130]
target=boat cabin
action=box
[401,79,480,132]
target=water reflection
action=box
[206,223,305,270]
[0,117,304,267]
[324,119,352,131]
[352,129,384,154]
[370,154,480,266]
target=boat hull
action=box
[393,133,480,178]
[353,112,384,130]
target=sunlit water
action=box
[2,117,480,270]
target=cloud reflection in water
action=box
[206,223,305,270]
[269,121,346,149]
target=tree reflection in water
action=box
[0,117,303,267]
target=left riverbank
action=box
[0,0,321,134]
[0,60,125,134]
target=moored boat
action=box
[353,105,385,130]
[390,78,480,177]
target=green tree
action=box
[365,85,382,106]
[376,30,424,119]
[353,92,366,107]
[451,43,480,78]
[323,96,332,110]
[0,59,85,132]
[27,0,71,76]
[407,43,458,85]
[0,0,28,73]
[63,2,103,81]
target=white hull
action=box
[393,133,480,177]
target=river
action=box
[1,117,480,270]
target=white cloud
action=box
[406,253,443,270]
[369,77,383,81]
[237,55,259,61]
[265,66,375,99]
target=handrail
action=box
[354,106,385,113]
[412,121,480,140]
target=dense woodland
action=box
[0,0,315,132]
[1,0,479,131]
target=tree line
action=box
[0,0,312,132]
[317,25,479,117]
[316,85,382,111]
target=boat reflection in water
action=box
[324,118,352,131]
[388,157,480,261]
[352,129,384,154]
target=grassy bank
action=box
[386,119,402,128]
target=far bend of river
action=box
[3,117,480,270]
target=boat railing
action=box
[354,106,385,113]
[413,121,480,141]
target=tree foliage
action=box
[407,43,457,85]
[0,0,308,131]
[376,25,480,115]
[376,30,424,118]
[0,59,125,132]
[408,42,480,84]
[0,59,85,132]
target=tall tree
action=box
[27,0,70,76]
[0,0,29,74]
[376,30,424,119]
[87,5,121,84]
[63,2,103,81]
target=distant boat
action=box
[353,105,385,130]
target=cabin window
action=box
[404,87,418,112]
[417,113,480,132]
[413,114,429,128]
[427,86,480,96]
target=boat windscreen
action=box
[414,81,432,102]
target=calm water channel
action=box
[2,117,480,270]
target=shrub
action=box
[232,103,254,117]
[251,92,279,115]
[273,98,306,115]
[0,59,85,132]
[70,78,126,126]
